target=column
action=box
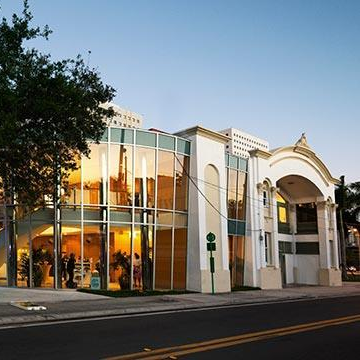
[270,186,279,268]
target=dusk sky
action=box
[2,0,359,182]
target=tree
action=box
[335,177,360,278]
[0,1,116,286]
[0,0,116,206]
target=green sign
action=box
[207,243,216,251]
[206,232,216,242]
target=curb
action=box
[0,295,313,327]
[1,291,360,328]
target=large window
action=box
[83,223,107,289]
[62,158,81,205]
[296,203,318,234]
[82,144,107,205]
[227,169,237,219]
[109,224,132,290]
[154,226,172,289]
[135,147,156,208]
[228,235,245,288]
[265,232,272,265]
[157,151,174,210]
[133,224,153,290]
[227,169,247,221]
[175,154,189,211]
[277,193,290,234]
[60,223,81,288]
[109,144,133,206]
[173,227,187,289]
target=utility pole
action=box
[338,175,347,280]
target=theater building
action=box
[0,126,341,291]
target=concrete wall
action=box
[179,127,230,293]
[295,255,320,285]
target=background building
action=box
[103,102,144,129]
[219,127,269,158]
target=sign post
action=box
[206,232,216,295]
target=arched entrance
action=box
[276,175,337,285]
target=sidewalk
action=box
[1,283,360,327]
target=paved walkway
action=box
[1,283,360,327]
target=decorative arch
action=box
[269,146,339,186]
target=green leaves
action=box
[0,1,116,206]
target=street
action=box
[1,295,360,359]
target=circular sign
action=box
[206,232,216,242]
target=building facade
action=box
[245,134,341,288]
[0,128,190,290]
[0,126,341,292]
[219,127,269,158]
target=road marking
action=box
[0,294,359,330]
[104,314,360,359]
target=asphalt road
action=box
[1,296,360,359]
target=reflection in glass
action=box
[155,226,172,289]
[156,211,173,226]
[175,155,189,211]
[157,151,174,210]
[236,172,246,220]
[173,228,187,289]
[82,144,107,205]
[109,224,131,290]
[227,169,237,219]
[174,213,187,227]
[109,144,133,206]
[62,157,81,205]
[134,147,156,208]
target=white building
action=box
[219,127,269,158]
[175,128,341,292]
[103,102,143,128]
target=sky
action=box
[1,0,359,182]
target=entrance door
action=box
[228,235,245,288]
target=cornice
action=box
[173,126,230,144]
[249,149,272,159]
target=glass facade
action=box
[0,128,190,291]
[226,154,248,288]
[226,155,247,233]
